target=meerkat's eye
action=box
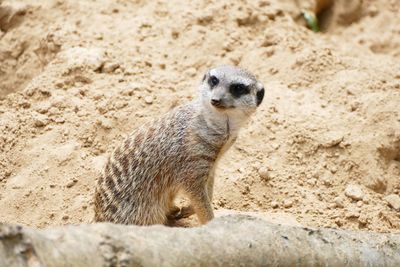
[208,76,219,87]
[229,83,249,98]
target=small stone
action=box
[282,199,293,208]
[102,62,120,73]
[345,210,360,219]
[330,166,338,174]
[345,184,364,201]
[36,103,51,114]
[258,167,270,181]
[55,117,65,123]
[271,201,279,208]
[333,196,344,208]
[66,180,77,188]
[60,47,106,71]
[383,194,400,211]
[114,100,127,109]
[144,96,154,104]
[33,114,48,127]
[356,201,363,207]
[322,132,343,148]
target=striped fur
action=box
[94,66,264,225]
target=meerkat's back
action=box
[94,104,197,225]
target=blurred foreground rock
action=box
[1,215,399,267]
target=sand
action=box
[0,0,399,232]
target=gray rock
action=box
[345,184,364,201]
[383,194,400,211]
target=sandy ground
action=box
[0,0,399,232]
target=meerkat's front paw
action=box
[167,206,195,220]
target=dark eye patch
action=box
[208,76,219,88]
[229,83,249,98]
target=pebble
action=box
[144,96,154,104]
[330,166,338,174]
[345,184,364,201]
[333,196,344,208]
[282,199,293,208]
[383,194,400,211]
[258,167,270,181]
[114,100,127,109]
[271,201,279,208]
[322,132,343,148]
[33,114,48,127]
[102,62,120,73]
[66,179,77,188]
[36,103,51,114]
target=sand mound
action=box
[0,0,399,232]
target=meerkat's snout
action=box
[210,98,222,107]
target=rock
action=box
[345,184,364,201]
[271,201,279,209]
[114,100,127,110]
[321,132,344,148]
[144,96,154,104]
[66,180,77,188]
[33,114,48,127]
[282,199,293,208]
[36,102,51,114]
[383,194,400,211]
[102,61,120,73]
[333,196,344,208]
[258,167,270,181]
[59,47,106,71]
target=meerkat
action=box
[94,65,265,226]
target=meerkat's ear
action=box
[256,82,264,106]
[202,70,210,82]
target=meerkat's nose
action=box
[211,99,222,107]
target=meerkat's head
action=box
[199,65,264,116]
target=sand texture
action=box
[0,0,399,232]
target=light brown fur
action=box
[94,65,264,225]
